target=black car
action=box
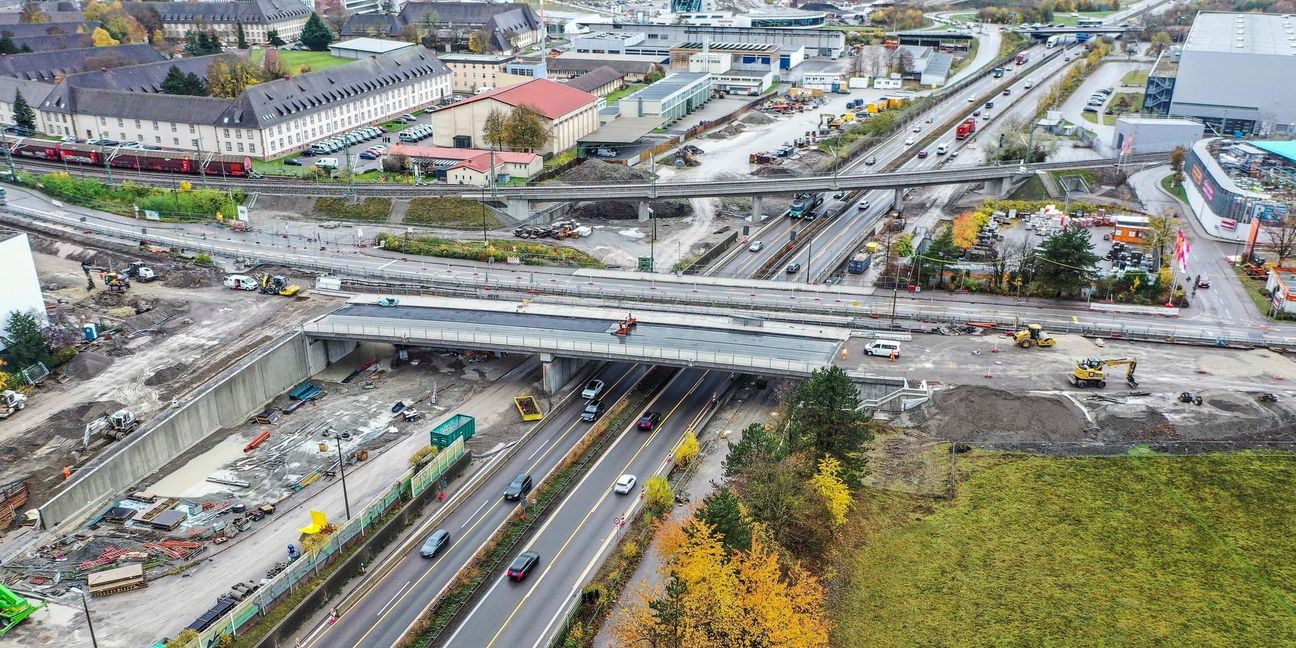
[507,551,539,581]
[637,411,662,431]
[785,262,802,274]
[581,400,603,422]
[420,529,450,558]
[284,157,304,166]
[984,101,995,110]
[864,156,877,166]
[503,473,532,501]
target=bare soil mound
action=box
[924,386,1089,443]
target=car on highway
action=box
[973,109,981,116]
[1024,79,1035,88]
[1003,88,1012,95]
[614,474,637,495]
[984,101,995,109]
[748,240,765,252]
[937,144,949,155]
[917,150,929,158]
[503,473,533,501]
[864,155,877,166]
[1196,276,1212,288]
[507,551,539,581]
[858,200,871,210]
[904,137,915,146]
[420,529,451,558]
[967,95,976,102]
[785,262,802,274]
[581,379,605,400]
[911,124,922,132]
[637,411,662,430]
[581,399,604,422]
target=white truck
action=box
[0,390,27,419]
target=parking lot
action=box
[282,98,459,175]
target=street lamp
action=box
[68,587,99,648]
[336,438,352,521]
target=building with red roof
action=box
[388,144,542,186]
[429,78,599,156]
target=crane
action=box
[1069,357,1138,388]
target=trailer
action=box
[88,564,148,597]
[514,396,545,421]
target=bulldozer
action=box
[1069,357,1138,388]
[101,271,130,293]
[258,274,301,297]
[1012,324,1056,349]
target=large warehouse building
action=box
[1143,12,1296,136]
[0,231,47,351]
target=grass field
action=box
[250,48,352,74]
[1121,70,1150,87]
[1160,173,1188,203]
[832,452,1296,647]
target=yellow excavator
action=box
[1069,357,1138,388]
[1012,323,1055,348]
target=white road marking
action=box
[463,497,492,529]
[376,580,412,617]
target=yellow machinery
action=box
[1069,357,1138,388]
[1012,323,1056,349]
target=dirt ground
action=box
[0,236,342,521]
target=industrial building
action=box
[1110,116,1204,156]
[574,22,846,58]
[0,231,47,351]
[438,53,547,94]
[618,72,712,127]
[1182,138,1295,241]
[546,53,665,83]
[328,38,415,60]
[687,53,772,96]
[672,7,829,29]
[669,42,796,74]
[1142,12,1296,136]
[429,78,599,155]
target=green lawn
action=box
[1051,10,1117,26]
[1160,173,1188,203]
[1121,70,1150,87]
[250,48,352,74]
[405,197,501,229]
[832,452,1296,647]
[604,82,647,104]
[947,37,979,76]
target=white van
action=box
[315,158,339,169]
[863,340,902,357]
[936,143,949,155]
[224,274,259,291]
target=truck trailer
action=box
[956,119,977,139]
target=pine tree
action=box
[301,12,333,51]
[695,487,752,552]
[235,21,248,49]
[266,29,285,47]
[1,311,51,373]
[0,33,19,55]
[11,89,36,134]
[1035,225,1101,296]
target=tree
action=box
[467,29,493,53]
[419,11,441,50]
[723,423,783,478]
[504,105,548,152]
[161,64,208,96]
[1266,215,1296,267]
[789,365,873,487]
[481,107,509,149]
[644,475,674,519]
[19,2,48,24]
[0,34,21,55]
[207,57,264,98]
[235,21,248,49]
[924,225,961,287]
[1034,225,1101,296]
[266,29,286,47]
[673,432,700,467]
[184,30,222,56]
[91,26,119,47]
[84,1,146,43]
[261,49,283,79]
[301,12,333,51]
[2,311,52,373]
[808,457,851,528]
[1143,214,1177,261]
[897,47,916,75]
[1146,31,1172,57]
[11,90,36,134]
[1169,145,1187,188]
[125,4,163,38]
[382,153,408,173]
[695,487,752,552]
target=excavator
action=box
[1012,323,1056,349]
[258,274,301,297]
[1069,357,1138,388]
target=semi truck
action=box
[956,118,977,139]
[789,192,824,219]
[1015,52,1029,65]
[992,67,1005,78]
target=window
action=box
[99,116,106,125]
[155,136,161,143]
[237,143,244,152]
[192,139,199,148]
[189,125,195,134]
[117,118,123,127]
[173,137,179,145]
[224,128,230,138]
[225,142,232,151]
[249,144,255,153]
[171,123,177,132]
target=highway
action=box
[301,362,649,648]
[442,368,729,648]
[708,41,1076,281]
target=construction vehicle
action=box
[612,313,638,336]
[1012,324,1056,348]
[122,261,158,283]
[81,409,140,451]
[0,391,27,419]
[258,274,301,297]
[956,118,977,140]
[0,581,45,637]
[101,270,130,293]
[1069,357,1138,388]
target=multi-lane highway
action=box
[302,362,648,648]
[443,368,728,648]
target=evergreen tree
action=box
[235,21,248,49]
[160,64,207,96]
[723,423,784,478]
[266,29,285,47]
[790,365,874,488]
[11,89,36,134]
[1,311,51,373]
[695,487,752,552]
[923,225,960,287]
[1034,225,1101,297]
[0,33,19,55]
[300,12,333,51]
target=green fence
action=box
[184,437,466,646]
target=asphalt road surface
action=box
[442,368,729,648]
[302,362,647,648]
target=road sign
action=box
[637,256,654,272]
[143,210,160,221]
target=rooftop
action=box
[622,72,709,101]
[329,38,416,54]
[387,143,538,165]
[674,42,780,52]
[1183,12,1296,57]
[0,44,165,82]
[583,31,644,41]
[577,116,661,144]
[447,78,597,119]
[1251,140,1296,165]
[124,0,309,24]
[563,66,625,93]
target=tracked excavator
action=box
[1069,357,1138,388]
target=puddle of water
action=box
[148,435,248,497]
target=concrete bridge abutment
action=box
[540,353,586,395]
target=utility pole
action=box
[0,131,14,180]
[99,132,114,185]
[336,440,351,520]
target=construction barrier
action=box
[179,437,466,648]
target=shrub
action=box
[315,197,392,222]
[50,346,78,367]
[193,253,213,267]
[644,475,673,518]
[404,197,501,229]
[674,432,700,467]
[374,232,602,268]
[409,445,439,467]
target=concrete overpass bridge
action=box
[300,298,928,405]
[488,154,1163,221]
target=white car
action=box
[748,240,765,252]
[580,379,605,400]
[614,474,637,495]
[904,137,916,146]
[912,124,922,133]
[858,200,871,210]
[967,95,976,102]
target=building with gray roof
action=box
[342,2,543,53]
[618,72,711,128]
[0,21,94,40]
[7,32,93,52]
[127,0,310,46]
[563,66,625,97]
[0,44,164,82]
[35,48,450,160]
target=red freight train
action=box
[8,139,253,177]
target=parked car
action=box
[376,297,400,306]
[636,411,662,430]
[748,240,765,252]
[864,340,901,357]
[581,400,604,422]
[284,157,304,166]
[614,474,637,495]
[359,150,379,160]
[581,379,605,400]
[507,551,539,581]
[419,530,451,558]
[503,473,533,501]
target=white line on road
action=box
[377,580,413,617]
[463,497,492,529]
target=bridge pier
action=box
[893,188,905,212]
[540,353,585,395]
[986,176,1011,197]
[638,201,651,222]
[506,199,531,222]
[750,196,763,222]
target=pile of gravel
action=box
[926,386,1089,444]
[62,351,114,380]
[741,112,776,126]
[554,160,653,185]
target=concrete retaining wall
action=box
[39,332,313,529]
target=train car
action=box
[202,154,253,178]
[9,138,60,161]
[109,149,196,174]
[57,142,103,166]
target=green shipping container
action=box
[430,414,475,449]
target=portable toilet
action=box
[83,323,98,342]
